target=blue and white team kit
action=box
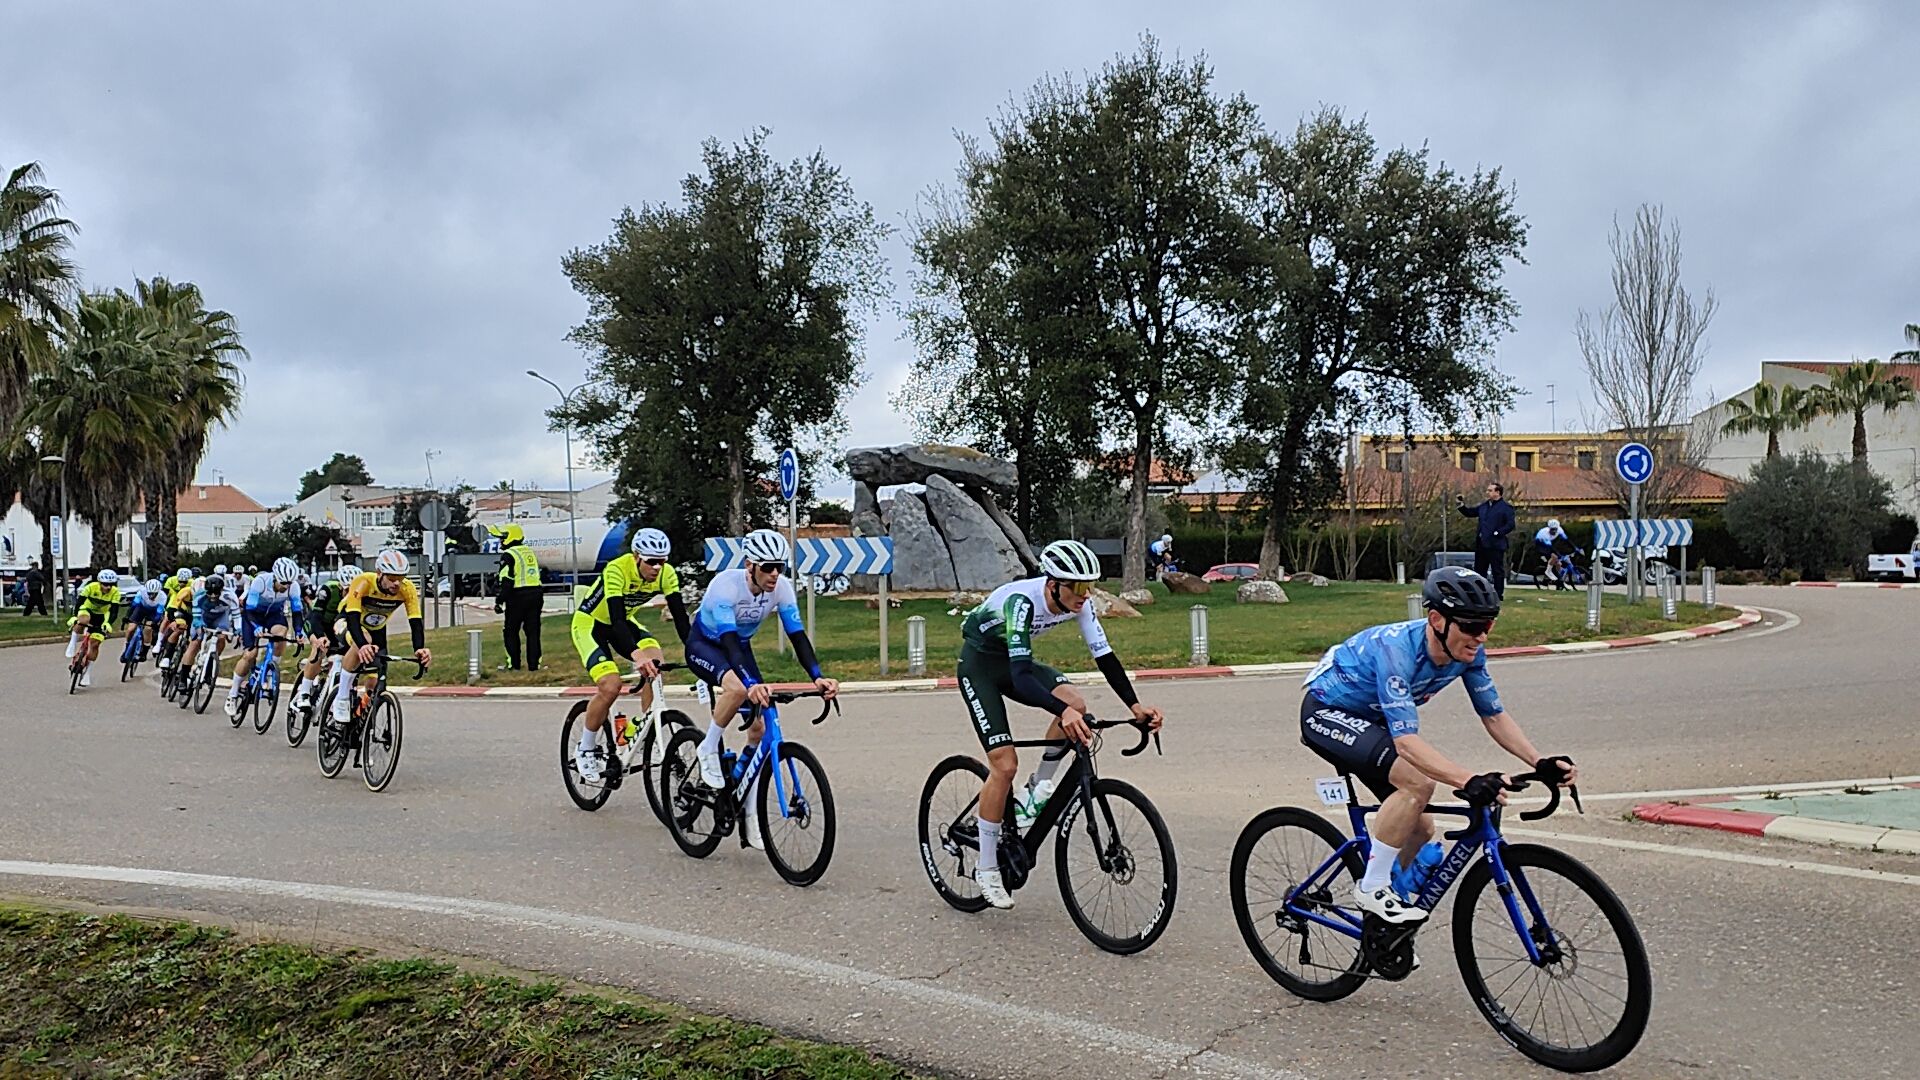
[684,569,808,687]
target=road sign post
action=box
[1615,443,1654,604]
[779,448,799,652]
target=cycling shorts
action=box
[1298,691,1398,802]
[684,627,760,689]
[68,610,110,642]
[955,643,1069,753]
[166,606,191,626]
[241,608,290,649]
[571,612,660,683]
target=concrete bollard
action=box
[906,615,927,676]
[1661,573,1678,620]
[1189,605,1210,666]
[467,629,482,685]
[1396,562,1407,585]
[1586,581,1602,631]
[1703,566,1717,607]
[1407,594,1422,622]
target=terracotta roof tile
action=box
[175,484,266,515]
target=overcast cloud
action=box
[9,1,1917,506]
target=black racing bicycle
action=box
[316,652,425,793]
[918,716,1177,955]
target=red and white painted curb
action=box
[1634,785,1920,856]
[1790,581,1920,589]
[366,604,1767,700]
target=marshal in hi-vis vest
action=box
[500,545,542,588]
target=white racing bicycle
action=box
[560,661,709,825]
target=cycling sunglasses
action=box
[1061,580,1094,597]
[1451,616,1496,637]
[640,558,667,567]
[755,561,786,575]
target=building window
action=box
[214,526,224,539]
[1577,449,1597,471]
[1458,450,1479,473]
[1385,451,1404,473]
[1513,450,1536,473]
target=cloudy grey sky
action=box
[10,1,1917,506]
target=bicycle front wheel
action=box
[254,665,281,734]
[641,709,694,826]
[659,727,725,858]
[757,741,835,887]
[560,702,613,812]
[1054,777,1177,955]
[1452,842,1652,1073]
[1230,806,1367,1002]
[193,657,218,715]
[361,692,404,792]
[917,755,991,913]
[316,686,350,778]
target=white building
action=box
[1692,360,1920,518]
[2,482,268,574]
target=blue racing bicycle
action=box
[1229,769,1651,1073]
[658,689,838,886]
[231,631,286,735]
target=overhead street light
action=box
[39,455,68,621]
[527,370,588,588]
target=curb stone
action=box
[1633,782,1920,855]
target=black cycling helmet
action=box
[1422,566,1502,620]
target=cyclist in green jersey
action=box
[956,539,1164,910]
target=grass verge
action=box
[414,580,1731,686]
[0,903,916,1080]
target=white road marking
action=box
[1507,829,1920,887]
[0,860,1311,1080]
[1533,775,1920,805]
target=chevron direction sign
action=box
[1594,519,1693,549]
[704,536,894,575]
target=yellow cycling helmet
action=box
[489,523,526,545]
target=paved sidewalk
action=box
[1635,783,1920,855]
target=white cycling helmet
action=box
[143,578,164,597]
[96,568,119,586]
[272,556,300,584]
[1161,533,1173,544]
[213,563,228,576]
[1039,539,1102,582]
[373,549,410,576]
[174,568,195,584]
[631,527,671,559]
[338,564,362,582]
[742,528,788,564]
[1547,519,1563,532]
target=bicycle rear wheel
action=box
[1452,842,1652,1072]
[286,678,314,747]
[757,741,835,887]
[193,656,218,714]
[316,686,351,778]
[560,702,614,811]
[121,634,139,681]
[659,727,725,858]
[1054,778,1177,955]
[1229,806,1367,1001]
[917,755,992,913]
[641,710,694,827]
[254,663,281,734]
[362,692,403,792]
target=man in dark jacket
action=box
[490,524,544,671]
[1456,482,1517,597]
[22,560,48,617]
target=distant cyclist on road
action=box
[683,529,838,849]
[956,539,1164,910]
[1300,566,1576,924]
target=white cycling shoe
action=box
[743,813,765,850]
[697,747,725,789]
[222,696,239,718]
[1353,882,1428,924]
[574,745,604,784]
[974,868,1015,910]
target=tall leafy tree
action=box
[1807,359,1916,465]
[1725,450,1892,579]
[560,130,888,550]
[1219,109,1525,576]
[1718,380,1814,460]
[964,37,1260,588]
[299,452,375,500]
[0,162,80,432]
[1891,323,1919,363]
[130,277,245,571]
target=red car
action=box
[1202,562,1260,583]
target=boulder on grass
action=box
[1089,588,1143,618]
[1163,571,1211,595]
[1236,580,1290,604]
[1119,588,1155,606]
[1287,572,1330,587]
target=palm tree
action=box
[0,162,80,430]
[132,276,246,571]
[1719,380,1816,460]
[1806,359,1918,465]
[21,289,176,568]
[1893,323,1919,363]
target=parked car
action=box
[1202,562,1260,583]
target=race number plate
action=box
[1315,777,1349,807]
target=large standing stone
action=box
[885,490,957,592]
[843,444,1017,494]
[973,489,1039,573]
[1163,571,1212,595]
[1236,580,1290,604]
[923,475,1026,590]
[851,481,883,537]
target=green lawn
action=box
[1,904,915,1080]
[419,580,1728,686]
[0,612,74,645]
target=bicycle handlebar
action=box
[769,687,840,726]
[370,652,430,680]
[1086,715,1163,758]
[1448,768,1582,821]
[621,661,685,694]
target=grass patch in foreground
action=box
[0,904,917,1080]
[0,613,72,645]
[415,581,1730,685]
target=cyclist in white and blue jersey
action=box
[226,557,305,718]
[684,529,838,842]
[1301,566,1577,924]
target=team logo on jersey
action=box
[1386,674,1411,700]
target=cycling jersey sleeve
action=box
[1463,649,1503,718]
[607,595,644,657]
[664,591,691,644]
[788,628,823,681]
[1077,601,1113,660]
[718,630,758,687]
[775,578,803,635]
[1004,593,1068,716]
[1377,641,1423,738]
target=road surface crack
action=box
[1156,1009,1284,1078]
[897,945,988,983]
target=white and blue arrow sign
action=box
[1615,442,1655,486]
[1594,519,1693,549]
[777,448,800,503]
[705,536,894,576]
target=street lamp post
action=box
[527,370,584,588]
[39,455,68,621]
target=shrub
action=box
[1723,452,1893,580]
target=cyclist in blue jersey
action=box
[128,579,168,660]
[684,529,838,844]
[1300,566,1577,924]
[226,557,305,719]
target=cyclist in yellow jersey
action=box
[157,567,198,670]
[567,528,678,782]
[64,569,126,687]
[324,549,432,729]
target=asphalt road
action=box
[4,586,1917,1079]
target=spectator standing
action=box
[24,561,48,615]
[1456,482,1517,597]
